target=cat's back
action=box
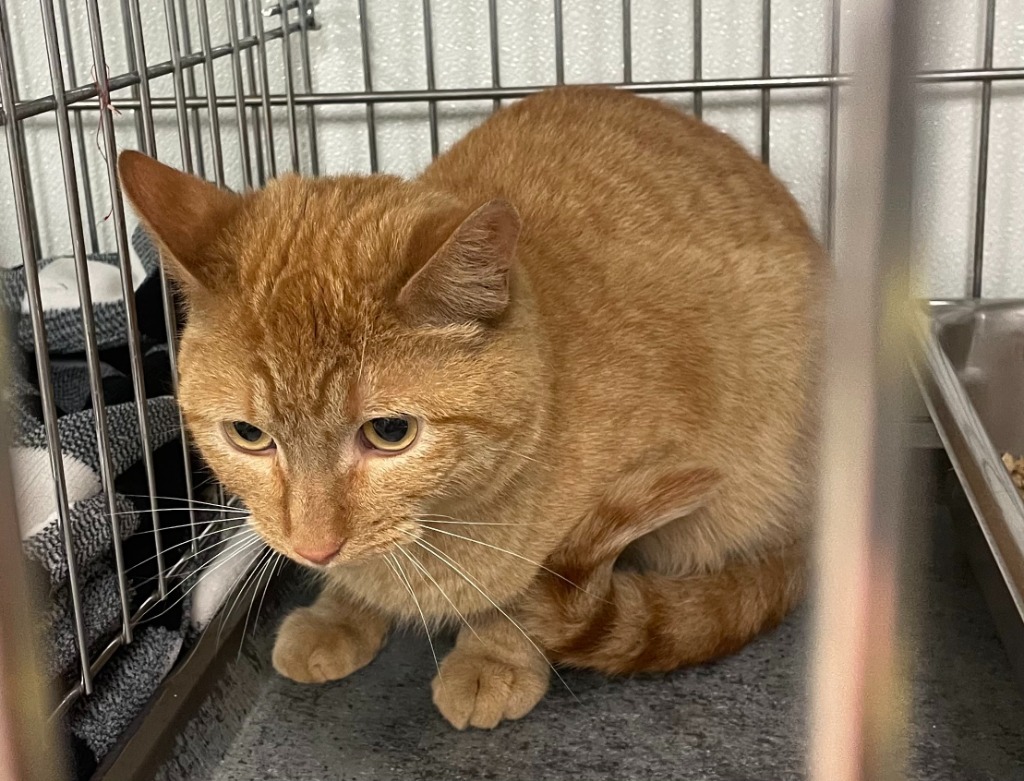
[421,86,815,255]
[421,87,820,316]
[421,87,824,465]
[422,87,824,535]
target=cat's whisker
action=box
[250,552,284,639]
[174,537,271,670]
[394,544,481,643]
[120,493,243,512]
[124,523,253,576]
[381,553,406,590]
[237,548,278,658]
[135,532,265,625]
[218,544,277,648]
[102,506,250,519]
[415,517,514,527]
[105,518,251,574]
[409,536,579,703]
[140,517,251,533]
[387,552,445,691]
[129,528,261,593]
[144,518,250,536]
[103,513,252,535]
[417,523,599,599]
[418,511,519,526]
[127,538,242,586]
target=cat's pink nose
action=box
[294,542,344,566]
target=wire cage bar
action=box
[0,0,1019,767]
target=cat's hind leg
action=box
[273,584,390,684]
[522,464,806,674]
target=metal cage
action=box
[0,0,1018,776]
[0,0,323,720]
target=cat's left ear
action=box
[118,150,244,297]
[398,199,521,327]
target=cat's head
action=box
[119,152,543,568]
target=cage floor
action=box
[161,507,1024,781]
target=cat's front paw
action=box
[431,648,551,729]
[272,606,384,684]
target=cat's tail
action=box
[522,466,806,674]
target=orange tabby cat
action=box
[119,86,825,730]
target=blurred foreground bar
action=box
[807,1,921,780]
[0,326,65,781]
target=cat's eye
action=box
[224,421,276,452]
[360,416,418,453]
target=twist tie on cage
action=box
[91,65,121,224]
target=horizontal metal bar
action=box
[0,19,300,124]
[79,77,841,111]
[23,65,1024,120]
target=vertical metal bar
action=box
[224,0,252,190]
[357,0,377,172]
[178,0,206,177]
[296,0,319,175]
[422,0,439,159]
[195,0,225,186]
[0,6,41,254]
[0,430,66,780]
[163,0,195,172]
[126,0,199,556]
[239,0,265,185]
[252,0,277,177]
[0,0,94,692]
[622,0,632,83]
[118,0,147,147]
[158,0,201,553]
[125,0,157,154]
[42,0,170,608]
[553,0,565,85]
[808,0,919,778]
[488,0,501,112]
[825,0,842,253]
[85,0,164,629]
[971,0,997,298]
[693,0,703,119]
[156,293,199,561]
[278,0,301,172]
[57,0,100,253]
[761,0,771,165]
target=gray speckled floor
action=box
[178,509,1024,781]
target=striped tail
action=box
[523,466,806,674]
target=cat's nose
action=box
[294,541,344,566]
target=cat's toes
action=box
[431,650,550,730]
[272,607,383,684]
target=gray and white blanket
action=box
[1,227,247,778]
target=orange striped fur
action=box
[119,86,825,730]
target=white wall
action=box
[1,1,1022,298]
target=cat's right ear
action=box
[398,199,521,328]
[118,151,243,296]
